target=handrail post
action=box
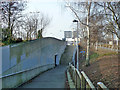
[81,74,86,90]
[73,67,76,86]
[68,63,98,90]
[77,75,81,90]
[76,68,81,90]
[75,69,77,88]
[81,71,95,90]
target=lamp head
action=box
[73,20,78,22]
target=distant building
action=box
[72,31,77,38]
[64,31,72,38]
[64,31,80,45]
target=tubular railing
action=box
[68,63,95,90]
[97,46,120,52]
[81,71,95,89]
[97,82,109,90]
[68,63,108,90]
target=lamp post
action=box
[73,19,79,70]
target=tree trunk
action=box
[30,32,31,40]
[85,2,91,66]
[86,15,90,66]
[118,38,120,57]
[27,32,29,41]
[112,33,114,49]
[118,38,120,68]
[40,29,43,38]
[95,41,98,51]
[8,3,12,42]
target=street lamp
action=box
[73,19,79,70]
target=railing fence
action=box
[68,63,108,90]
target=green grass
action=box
[89,53,99,63]
[81,47,118,66]
[89,51,118,64]
[90,53,99,60]
[99,52,118,57]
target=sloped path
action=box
[18,65,67,88]
[60,45,76,65]
[18,45,76,88]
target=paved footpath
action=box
[18,65,67,88]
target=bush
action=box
[90,53,99,59]
[16,38,23,43]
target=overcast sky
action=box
[24,0,74,39]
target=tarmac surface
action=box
[18,65,67,88]
[60,45,76,65]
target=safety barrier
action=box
[0,64,54,88]
[67,63,108,90]
[97,46,120,52]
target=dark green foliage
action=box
[2,39,16,45]
[37,30,43,39]
[2,28,10,41]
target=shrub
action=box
[16,38,23,43]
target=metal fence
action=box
[68,63,108,90]
[97,44,120,52]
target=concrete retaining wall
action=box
[0,37,66,88]
[1,64,54,88]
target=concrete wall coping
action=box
[0,37,66,48]
[0,64,54,79]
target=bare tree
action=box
[65,1,120,67]
[21,14,35,40]
[0,0,26,42]
[104,2,120,51]
[22,12,50,40]
[38,13,50,38]
[97,2,120,53]
[65,1,104,66]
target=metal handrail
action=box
[98,46,120,52]
[75,68,81,79]
[0,64,54,79]
[97,82,109,90]
[81,71,96,89]
[68,64,96,89]
[68,63,108,90]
